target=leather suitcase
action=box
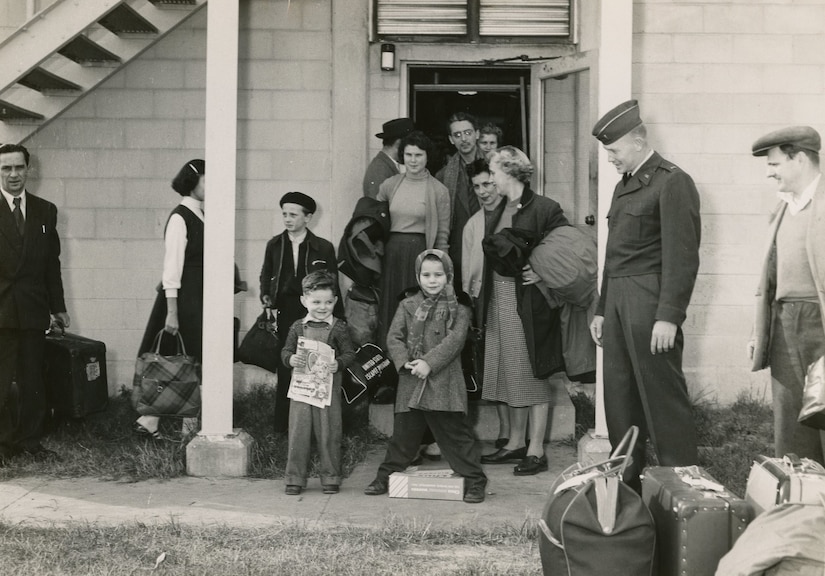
[642,466,754,576]
[44,330,109,418]
[745,454,825,515]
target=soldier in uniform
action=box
[589,100,702,490]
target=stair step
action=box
[150,0,198,6]
[0,99,44,121]
[58,35,121,65]
[18,67,82,93]
[99,3,159,36]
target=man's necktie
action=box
[12,197,24,236]
[622,173,631,185]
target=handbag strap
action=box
[151,329,188,356]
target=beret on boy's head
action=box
[592,100,643,145]
[280,191,317,214]
[171,159,205,196]
[751,126,822,157]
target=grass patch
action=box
[566,389,773,497]
[0,519,543,576]
[0,386,384,483]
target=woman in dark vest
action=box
[134,159,205,439]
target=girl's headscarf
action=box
[407,249,459,359]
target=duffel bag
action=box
[538,426,656,576]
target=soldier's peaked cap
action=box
[592,100,643,145]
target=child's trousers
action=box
[285,385,342,487]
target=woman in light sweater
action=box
[376,130,451,350]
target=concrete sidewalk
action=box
[0,442,576,530]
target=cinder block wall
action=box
[633,0,825,402]
[19,0,347,391]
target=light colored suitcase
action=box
[745,454,825,515]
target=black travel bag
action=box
[44,328,109,418]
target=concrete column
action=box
[187,0,253,476]
[579,0,633,465]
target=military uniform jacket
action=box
[596,152,701,326]
[0,192,66,330]
[751,178,825,371]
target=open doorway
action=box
[409,65,531,172]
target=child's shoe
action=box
[285,485,302,496]
[322,484,339,494]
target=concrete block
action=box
[633,34,673,63]
[96,90,154,118]
[272,31,331,60]
[243,61,301,90]
[239,30,274,60]
[636,63,703,95]
[186,429,256,477]
[577,430,612,468]
[703,5,764,34]
[673,34,732,64]
[238,90,272,120]
[638,5,703,34]
[301,61,332,90]
[764,5,825,35]
[272,91,331,120]
[763,65,823,94]
[125,60,186,90]
[125,120,185,149]
[153,91,205,119]
[733,35,792,64]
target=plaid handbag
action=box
[132,330,201,417]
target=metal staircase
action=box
[0,0,207,144]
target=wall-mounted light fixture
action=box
[380,43,396,71]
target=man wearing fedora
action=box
[749,126,825,465]
[589,100,702,491]
[363,118,415,199]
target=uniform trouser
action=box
[769,300,825,465]
[375,409,487,490]
[285,382,343,487]
[0,328,47,453]
[602,275,698,488]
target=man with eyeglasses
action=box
[436,112,486,290]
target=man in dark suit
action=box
[363,118,414,199]
[588,101,702,491]
[0,143,70,464]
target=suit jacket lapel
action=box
[0,196,21,248]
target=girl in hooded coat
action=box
[363,249,487,503]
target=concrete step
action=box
[369,375,576,442]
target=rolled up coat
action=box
[529,226,597,310]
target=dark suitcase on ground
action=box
[539,426,656,576]
[642,466,754,576]
[44,330,109,418]
[745,454,825,515]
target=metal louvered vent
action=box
[377,0,467,36]
[479,0,570,37]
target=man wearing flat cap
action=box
[589,100,702,490]
[259,191,341,433]
[363,118,415,199]
[749,125,825,465]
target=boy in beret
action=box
[749,125,825,465]
[260,192,341,433]
[588,100,702,491]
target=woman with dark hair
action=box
[376,130,451,349]
[479,146,569,476]
[134,159,205,439]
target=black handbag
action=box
[345,343,398,405]
[237,308,281,373]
